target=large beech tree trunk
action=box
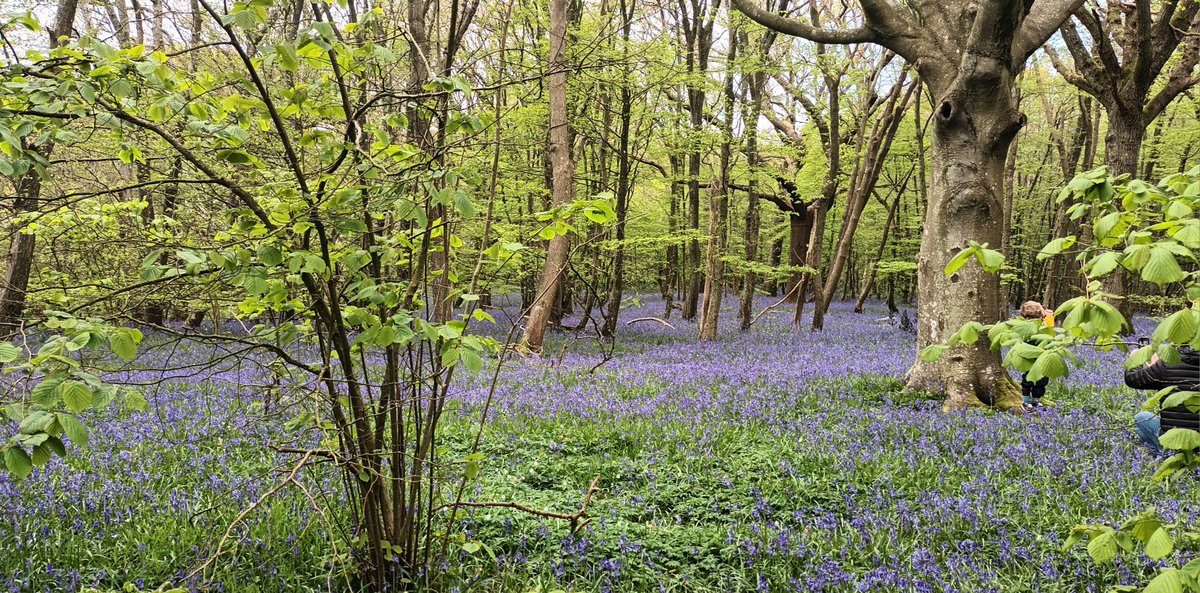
[520,0,574,350]
[905,77,1026,411]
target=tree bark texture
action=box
[520,0,574,350]
[0,0,80,336]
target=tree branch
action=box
[1013,0,1087,62]
[731,0,875,45]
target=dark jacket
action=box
[1125,347,1200,433]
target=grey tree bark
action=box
[520,0,575,350]
[1044,0,1200,327]
[699,28,737,341]
[0,0,80,336]
[735,0,1085,410]
[602,0,636,338]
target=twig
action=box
[625,316,676,329]
[750,281,804,327]
[181,451,313,586]
[437,475,601,533]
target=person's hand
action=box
[1146,353,1161,368]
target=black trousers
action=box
[1021,373,1048,398]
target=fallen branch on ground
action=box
[626,317,676,329]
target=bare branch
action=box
[1013,0,1087,61]
[731,0,875,45]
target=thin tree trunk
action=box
[520,0,574,350]
[738,74,763,331]
[0,0,80,336]
[664,154,683,318]
[855,188,905,313]
[699,31,736,341]
[602,0,634,338]
[815,76,915,326]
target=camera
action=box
[1138,337,1151,347]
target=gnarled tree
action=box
[1044,0,1200,324]
[734,0,1084,410]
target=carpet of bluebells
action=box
[2,296,1194,592]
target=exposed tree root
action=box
[906,359,1025,414]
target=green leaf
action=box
[3,403,26,422]
[1145,568,1185,593]
[462,541,481,554]
[60,381,93,413]
[44,436,65,457]
[1145,527,1175,560]
[301,255,327,275]
[276,43,299,71]
[1093,211,1122,242]
[1142,246,1187,286]
[1026,350,1068,382]
[460,349,483,373]
[1037,236,1076,261]
[126,391,149,413]
[1086,530,1118,563]
[1063,529,1086,552]
[944,247,976,276]
[216,149,253,165]
[976,248,1005,273]
[257,244,283,266]
[1087,252,1123,278]
[0,342,20,363]
[1090,301,1128,336]
[1155,453,1187,481]
[1160,428,1200,451]
[56,413,87,446]
[18,410,54,435]
[1153,310,1198,346]
[109,332,137,361]
[30,443,51,467]
[453,192,475,218]
[1161,391,1200,412]
[920,344,947,362]
[4,447,32,479]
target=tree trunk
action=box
[520,0,574,351]
[739,75,763,331]
[767,237,782,295]
[783,209,811,302]
[793,198,830,326]
[602,0,634,338]
[905,75,1026,412]
[699,33,736,341]
[1100,115,1144,328]
[0,172,40,336]
[0,0,80,336]
[855,189,904,313]
[663,154,683,318]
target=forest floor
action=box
[2,296,1192,593]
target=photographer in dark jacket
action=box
[1128,345,1200,454]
